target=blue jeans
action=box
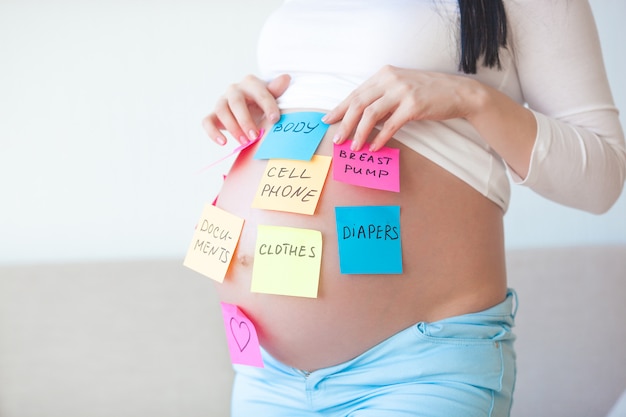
[232,290,517,416]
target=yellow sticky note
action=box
[252,155,332,215]
[251,225,322,298]
[183,204,244,283]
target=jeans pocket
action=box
[415,319,510,347]
[411,312,515,393]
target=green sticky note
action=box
[251,225,322,298]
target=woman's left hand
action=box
[322,65,484,152]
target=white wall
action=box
[1,0,624,265]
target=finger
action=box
[336,87,389,148]
[231,74,288,135]
[368,110,408,152]
[322,96,350,126]
[351,97,395,151]
[261,74,291,123]
[227,87,261,142]
[323,73,381,126]
[334,81,386,143]
[201,113,228,146]
[215,97,251,145]
[267,74,291,99]
[242,74,289,124]
[331,95,370,146]
[323,81,373,129]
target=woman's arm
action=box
[505,0,626,214]
[322,66,537,178]
[323,0,626,214]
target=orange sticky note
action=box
[252,155,332,215]
[183,204,244,283]
[251,225,322,298]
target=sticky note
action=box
[197,129,264,173]
[251,225,322,298]
[252,155,332,215]
[183,204,245,283]
[333,141,400,192]
[211,174,228,206]
[335,205,402,274]
[220,302,263,367]
[254,112,329,160]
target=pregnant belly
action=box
[213,110,507,371]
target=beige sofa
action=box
[1,246,625,417]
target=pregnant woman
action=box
[201,1,626,415]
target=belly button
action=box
[237,253,251,266]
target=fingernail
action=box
[350,141,359,151]
[269,113,279,123]
[322,114,331,123]
[332,133,342,144]
[248,130,258,140]
[216,136,226,146]
[239,135,250,144]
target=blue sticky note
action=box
[254,112,329,161]
[335,205,403,274]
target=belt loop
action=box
[508,288,519,319]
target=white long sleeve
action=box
[507,0,626,213]
[258,0,626,213]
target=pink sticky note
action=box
[220,302,264,367]
[332,141,400,192]
[197,129,264,174]
[211,174,227,206]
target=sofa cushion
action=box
[0,246,624,417]
[507,246,626,417]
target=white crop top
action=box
[257,0,626,213]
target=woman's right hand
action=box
[202,74,291,146]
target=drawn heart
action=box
[230,317,251,352]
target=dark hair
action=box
[458,0,508,74]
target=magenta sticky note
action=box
[197,129,264,174]
[220,302,264,367]
[332,141,400,192]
